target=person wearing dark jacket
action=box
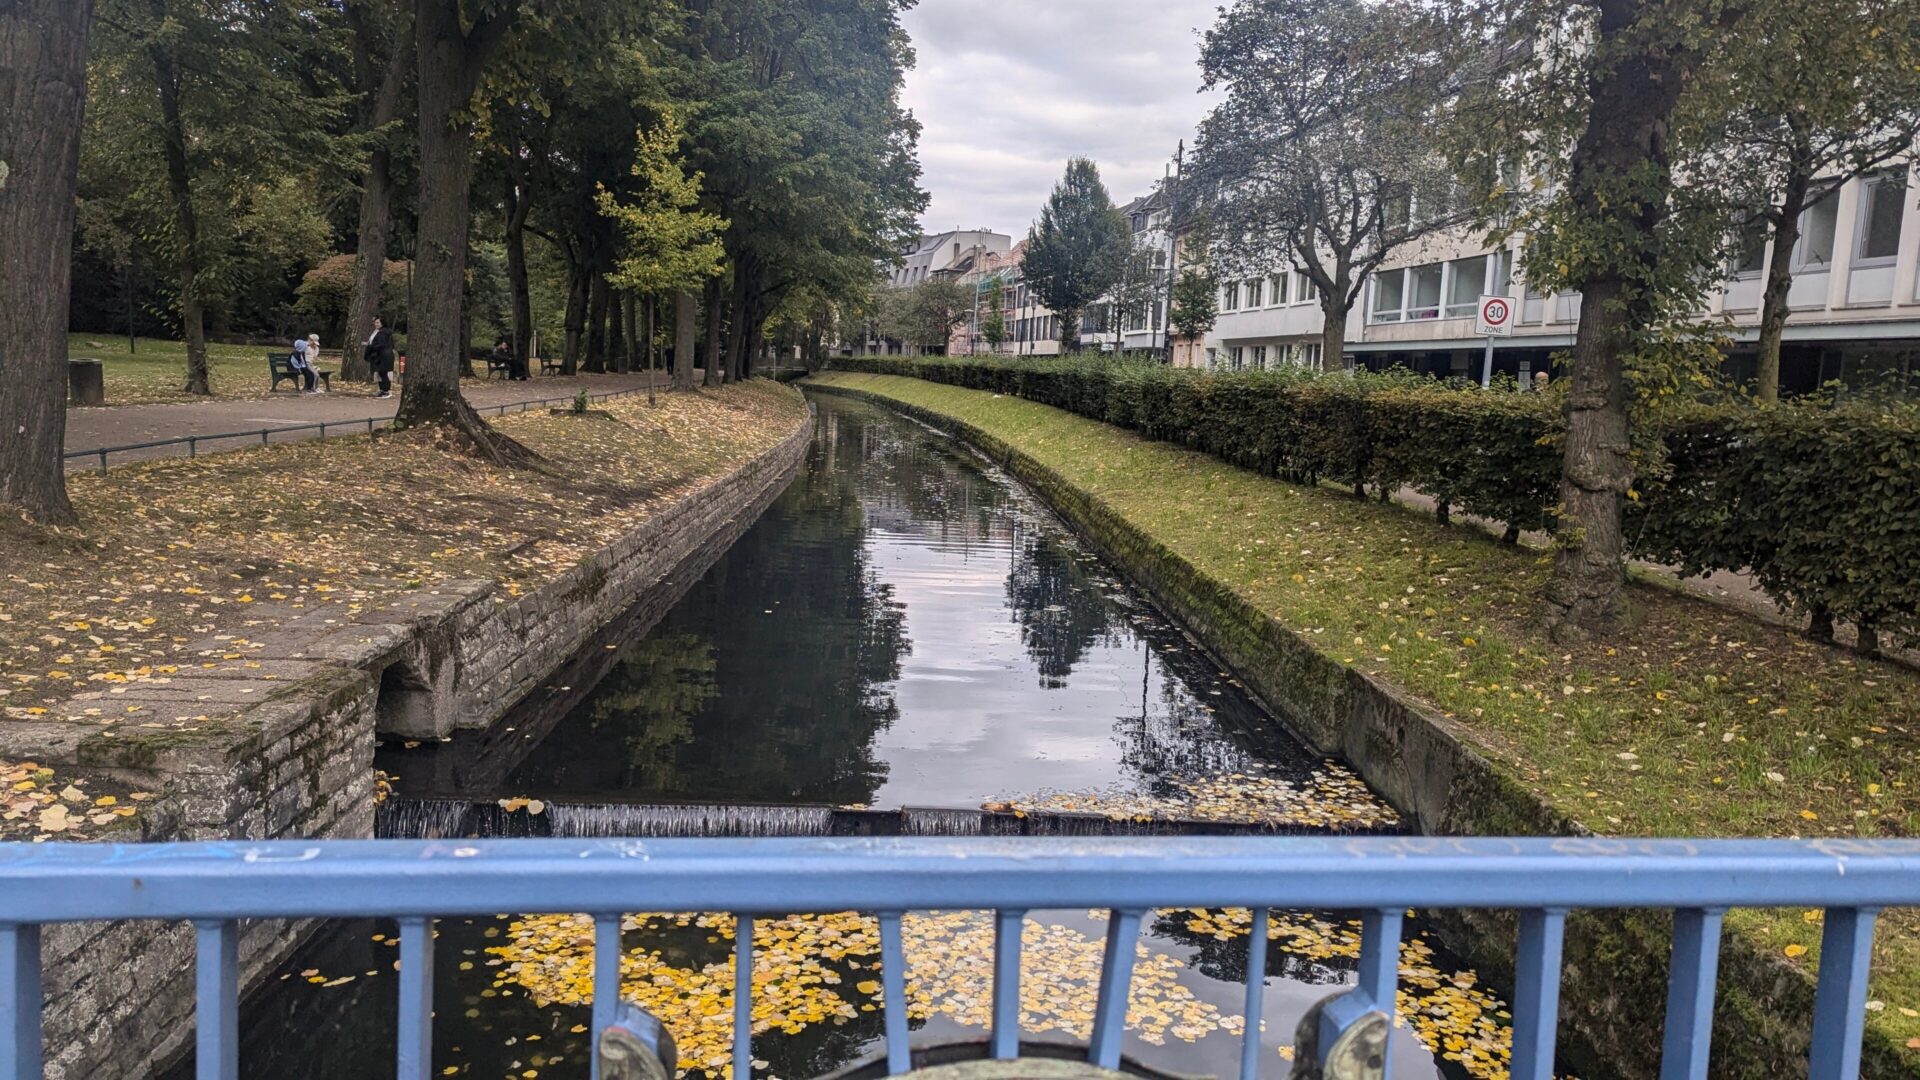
[366,317,396,398]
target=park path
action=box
[64,371,664,469]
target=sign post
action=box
[1474,295,1514,388]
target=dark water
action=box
[200,393,1503,1080]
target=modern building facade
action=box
[1197,163,1920,390]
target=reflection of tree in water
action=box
[507,401,911,807]
[1005,533,1120,688]
[1115,671,1263,793]
[583,632,717,790]
[1148,910,1356,987]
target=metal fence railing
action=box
[63,385,659,473]
[1,836,1916,1080]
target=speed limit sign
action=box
[1476,295,1514,336]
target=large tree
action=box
[1679,0,1920,401]
[88,0,345,396]
[1190,0,1461,371]
[0,0,93,524]
[396,0,531,457]
[878,276,970,354]
[1453,0,1756,640]
[1022,157,1130,353]
[341,1,414,383]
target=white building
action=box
[887,230,1012,289]
[1201,163,1920,390]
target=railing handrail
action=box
[5,835,1915,1080]
[3,835,1918,923]
[62,384,658,471]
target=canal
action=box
[195,392,1515,1080]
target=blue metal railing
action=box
[2,835,1917,1080]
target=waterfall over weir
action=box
[377,797,1400,840]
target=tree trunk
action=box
[1757,160,1812,404]
[672,289,697,391]
[502,173,533,378]
[607,291,626,373]
[1319,296,1349,372]
[1058,306,1081,353]
[584,273,609,373]
[1536,4,1695,643]
[561,259,586,375]
[342,10,409,384]
[147,4,210,396]
[642,293,657,404]
[703,276,726,387]
[395,0,531,464]
[622,290,640,375]
[0,0,92,524]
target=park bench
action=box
[485,353,514,379]
[267,352,333,392]
[540,355,563,375]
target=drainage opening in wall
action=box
[375,660,439,737]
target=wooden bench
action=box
[539,355,563,375]
[485,354,514,379]
[267,353,333,392]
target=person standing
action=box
[367,317,396,398]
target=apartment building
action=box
[1199,164,1920,390]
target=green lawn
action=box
[809,371,1920,1060]
[65,334,330,405]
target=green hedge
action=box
[829,354,1920,648]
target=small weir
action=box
[209,393,1509,1080]
[378,797,1402,840]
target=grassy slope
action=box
[67,334,326,404]
[810,371,1920,1054]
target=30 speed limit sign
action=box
[1476,295,1514,336]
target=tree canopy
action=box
[1023,157,1130,352]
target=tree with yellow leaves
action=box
[598,111,728,403]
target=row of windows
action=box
[1221,270,1315,312]
[1371,251,1515,324]
[1731,168,1908,276]
[1207,342,1324,371]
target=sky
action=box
[898,0,1223,240]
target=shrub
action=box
[829,354,1920,649]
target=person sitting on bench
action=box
[289,335,318,393]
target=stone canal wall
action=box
[807,382,1888,1080]
[19,407,814,1080]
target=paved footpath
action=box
[64,371,664,469]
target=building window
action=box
[1230,346,1245,370]
[1730,214,1769,277]
[1294,271,1312,304]
[1271,274,1289,305]
[1795,193,1840,270]
[1246,278,1263,307]
[1855,170,1907,266]
[1223,281,1240,311]
[1491,249,1514,295]
[1372,270,1406,323]
[1408,264,1442,319]
[1445,255,1487,317]
[1302,342,1322,369]
[1250,345,1267,369]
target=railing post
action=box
[1659,908,1724,1080]
[396,916,434,1080]
[991,908,1026,1059]
[878,912,911,1076]
[1088,909,1143,1070]
[1809,908,1879,1080]
[1238,908,1270,1080]
[188,435,198,458]
[1,923,42,1079]
[97,449,108,473]
[194,920,239,1080]
[1509,909,1566,1080]
[733,915,753,1080]
[591,914,623,1080]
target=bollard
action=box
[597,1002,677,1080]
[68,358,105,407]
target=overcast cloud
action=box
[899,0,1222,239]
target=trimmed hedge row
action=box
[829,354,1920,648]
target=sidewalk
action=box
[64,371,664,468]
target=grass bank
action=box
[0,380,808,838]
[808,371,1919,1072]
